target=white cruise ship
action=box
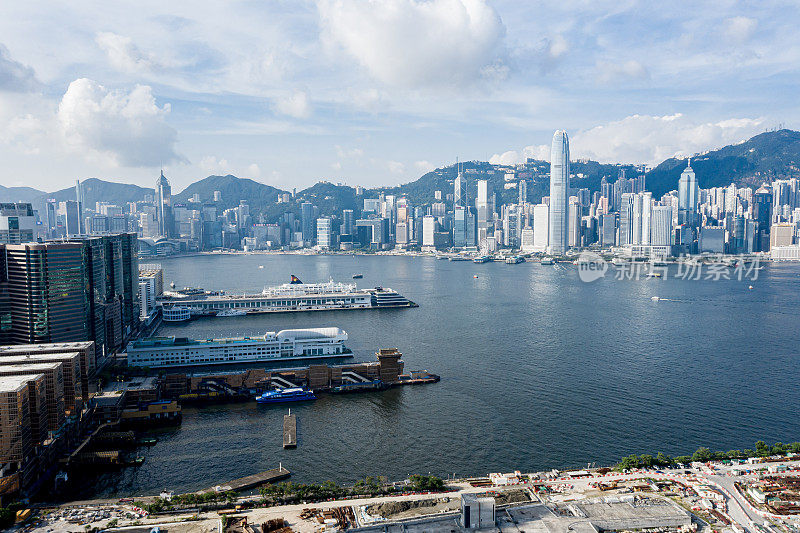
[126,327,349,368]
[157,276,416,320]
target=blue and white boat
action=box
[256,387,317,404]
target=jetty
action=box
[283,410,297,448]
[203,465,290,493]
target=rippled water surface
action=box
[87,255,800,497]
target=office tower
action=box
[619,193,635,245]
[753,186,772,251]
[155,171,174,238]
[0,363,65,432]
[518,180,527,206]
[395,222,409,245]
[520,228,535,252]
[453,206,467,247]
[678,159,699,226]
[454,170,465,207]
[533,203,549,252]
[5,243,89,345]
[476,180,489,235]
[45,200,57,238]
[601,213,617,246]
[0,342,95,402]
[568,197,581,248]
[640,192,653,245]
[548,130,570,254]
[0,376,33,464]
[422,216,436,247]
[770,223,794,248]
[75,179,84,234]
[650,206,673,246]
[59,200,80,236]
[341,209,355,237]
[316,217,332,249]
[0,203,35,244]
[301,202,315,243]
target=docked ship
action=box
[157,277,416,320]
[473,256,492,264]
[505,256,524,264]
[126,327,350,368]
[256,388,316,404]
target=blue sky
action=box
[0,0,796,192]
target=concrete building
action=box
[0,352,82,413]
[0,376,34,464]
[461,493,495,529]
[0,342,95,401]
[533,203,549,252]
[548,130,570,254]
[0,363,65,432]
[316,217,333,249]
[0,203,35,244]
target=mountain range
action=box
[2,129,798,221]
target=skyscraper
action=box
[4,243,90,345]
[155,171,174,238]
[301,202,315,243]
[518,180,527,206]
[678,159,698,226]
[75,180,85,235]
[454,169,465,207]
[548,130,570,254]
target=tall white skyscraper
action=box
[650,206,673,246]
[678,159,698,226]
[476,179,489,237]
[548,130,570,254]
[533,203,549,252]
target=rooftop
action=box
[0,375,40,393]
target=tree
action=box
[692,447,712,462]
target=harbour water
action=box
[87,254,800,498]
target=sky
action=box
[0,0,798,193]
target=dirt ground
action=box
[365,497,460,519]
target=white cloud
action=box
[387,160,405,175]
[318,0,506,87]
[596,59,649,83]
[273,90,312,118]
[489,144,549,165]
[414,160,435,173]
[95,32,159,73]
[0,44,39,92]
[548,34,568,59]
[57,78,185,167]
[246,163,261,178]
[199,155,230,174]
[571,113,766,164]
[724,16,758,44]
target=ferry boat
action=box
[540,257,554,265]
[505,256,524,264]
[256,388,317,404]
[473,256,492,264]
[352,273,363,279]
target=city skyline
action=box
[1,1,797,191]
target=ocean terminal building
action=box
[126,327,349,368]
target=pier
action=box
[203,466,290,493]
[283,410,297,448]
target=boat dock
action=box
[283,411,297,448]
[203,466,290,493]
